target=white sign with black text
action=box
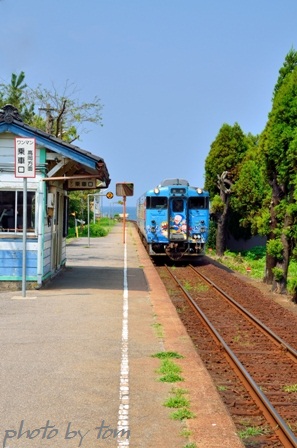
[15,137,36,178]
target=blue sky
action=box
[1,0,297,206]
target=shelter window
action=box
[0,191,36,234]
[188,197,209,209]
[146,197,167,209]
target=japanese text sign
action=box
[15,138,36,178]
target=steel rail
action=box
[189,265,297,362]
[165,266,297,447]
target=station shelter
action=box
[0,104,110,287]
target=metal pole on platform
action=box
[87,194,90,247]
[123,196,126,244]
[22,178,27,297]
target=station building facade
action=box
[0,104,110,288]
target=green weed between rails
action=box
[193,284,208,293]
[182,281,192,291]
[283,383,297,392]
[217,385,228,391]
[238,426,267,439]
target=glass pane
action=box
[0,191,16,231]
[172,199,184,212]
[188,197,206,209]
[17,191,36,232]
[0,190,36,233]
[146,197,167,209]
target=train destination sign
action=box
[116,182,134,197]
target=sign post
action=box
[116,183,134,244]
[15,138,36,297]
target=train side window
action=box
[146,197,167,209]
[172,199,184,212]
[189,197,206,209]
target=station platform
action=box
[0,222,243,448]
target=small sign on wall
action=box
[15,137,36,178]
[67,178,97,190]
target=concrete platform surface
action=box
[0,222,243,448]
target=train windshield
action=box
[188,197,209,209]
[172,198,184,212]
[146,196,168,209]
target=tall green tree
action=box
[205,123,249,255]
[231,136,270,236]
[273,48,297,99]
[259,53,297,291]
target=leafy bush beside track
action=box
[207,246,297,296]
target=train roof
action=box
[159,178,189,187]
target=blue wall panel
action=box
[0,250,37,279]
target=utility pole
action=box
[39,103,55,134]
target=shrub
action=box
[266,239,283,261]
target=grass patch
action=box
[164,395,190,408]
[217,385,228,391]
[182,281,192,291]
[193,284,208,293]
[180,427,192,438]
[152,351,184,359]
[153,352,184,383]
[157,359,184,383]
[238,426,266,439]
[164,387,196,423]
[151,322,164,339]
[283,384,297,392]
[157,359,182,375]
[153,354,196,444]
[170,408,196,420]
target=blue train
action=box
[136,179,210,260]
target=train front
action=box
[140,179,209,260]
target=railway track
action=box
[157,262,297,448]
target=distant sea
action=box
[101,205,137,220]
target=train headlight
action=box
[196,188,203,194]
[192,233,201,240]
[154,187,160,194]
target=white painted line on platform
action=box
[117,233,130,447]
[11,296,37,300]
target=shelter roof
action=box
[0,104,111,188]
